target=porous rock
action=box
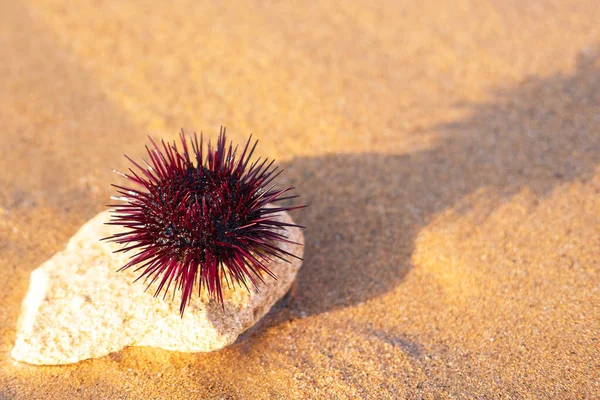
[11,210,303,365]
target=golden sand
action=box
[1,0,599,398]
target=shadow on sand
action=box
[276,49,600,318]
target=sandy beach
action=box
[1,0,599,398]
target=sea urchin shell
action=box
[106,128,303,316]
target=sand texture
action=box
[11,210,303,365]
[0,0,599,398]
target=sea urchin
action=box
[106,128,303,316]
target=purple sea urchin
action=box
[106,128,304,316]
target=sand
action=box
[0,0,599,398]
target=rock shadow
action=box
[280,48,600,317]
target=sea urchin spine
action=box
[106,128,304,316]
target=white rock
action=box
[11,210,303,365]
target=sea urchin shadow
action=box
[279,48,600,317]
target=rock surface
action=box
[11,210,303,365]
